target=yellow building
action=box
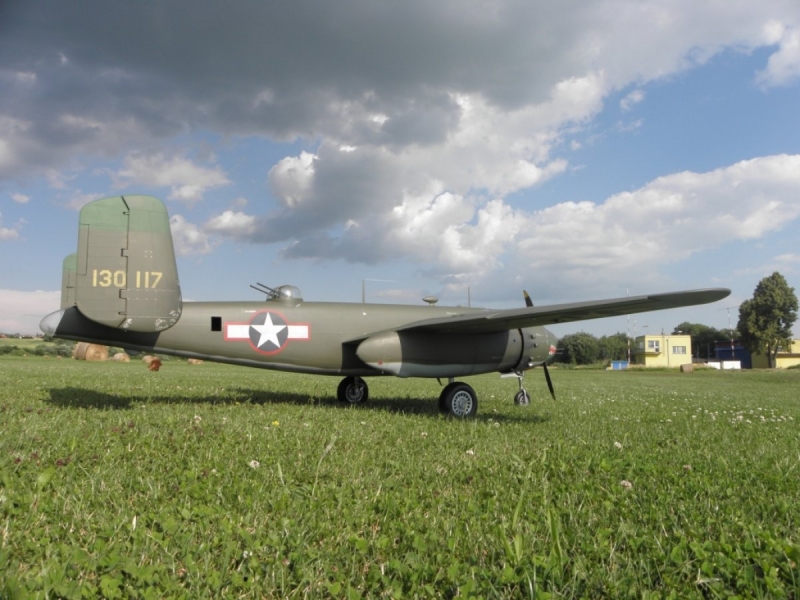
[632,334,692,367]
[751,340,800,369]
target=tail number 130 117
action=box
[92,269,162,289]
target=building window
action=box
[672,346,686,354]
[648,340,660,352]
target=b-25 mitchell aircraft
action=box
[40,195,730,417]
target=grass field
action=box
[1,356,798,598]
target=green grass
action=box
[1,357,798,598]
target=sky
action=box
[2,0,800,339]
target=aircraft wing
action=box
[393,288,730,335]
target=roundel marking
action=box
[223,310,310,356]
[248,311,290,354]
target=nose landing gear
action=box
[510,363,556,406]
[513,371,531,406]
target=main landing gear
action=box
[335,370,549,417]
[337,376,368,404]
[438,380,478,418]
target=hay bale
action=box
[680,363,694,373]
[85,345,108,361]
[187,358,204,365]
[112,352,130,363]
[142,355,156,365]
[73,342,89,360]
[73,342,108,361]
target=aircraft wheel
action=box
[438,382,459,413]
[514,389,531,406]
[442,382,478,418]
[337,376,368,404]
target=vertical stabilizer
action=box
[74,195,182,332]
[61,253,77,309]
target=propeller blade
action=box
[523,290,533,308]
[543,363,556,400]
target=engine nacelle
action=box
[356,330,524,378]
[512,326,557,372]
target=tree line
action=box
[557,272,797,367]
[554,325,738,366]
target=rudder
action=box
[61,253,77,309]
[74,195,182,332]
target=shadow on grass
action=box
[44,387,550,424]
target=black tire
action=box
[442,382,478,418]
[337,376,368,404]
[514,389,531,406]
[438,382,459,413]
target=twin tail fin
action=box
[62,195,182,333]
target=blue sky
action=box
[2,1,800,338]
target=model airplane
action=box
[40,195,730,417]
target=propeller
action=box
[543,362,556,400]
[523,289,533,307]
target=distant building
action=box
[751,340,800,369]
[714,340,752,369]
[632,334,692,367]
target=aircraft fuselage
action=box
[43,300,557,379]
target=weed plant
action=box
[1,357,798,598]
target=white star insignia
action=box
[251,313,287,349]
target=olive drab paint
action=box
[41,194,730,417]
[73,196,182,332]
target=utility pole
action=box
[718,305,739,360]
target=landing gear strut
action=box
[337,376,368,404]
[513,371,531,406]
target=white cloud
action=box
[735,253,800,277]
[14,71,37,84]
[0,289,60,334]
[4,2,800,309]
[0,116,30,173]
[169,214,217,256]
[620,89,645,111]
[4,1,799,182]
[261,153,800,302]
[268,152,316,208]
[64,190,104,211]
[11,193,29,204]
[510,154,800,288]
[0,213,20,241]
[756,23,800,88]
[204,210,258,239]
[114,153,230,205]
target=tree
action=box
[672,322,722,359]
[557,332,600,365]
[598,333,630,362]
[737,272,798,368]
